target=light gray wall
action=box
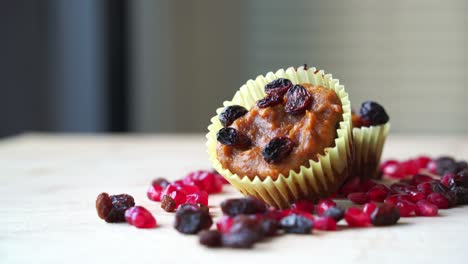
[130,0,468,134]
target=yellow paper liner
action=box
[206,66,354,208]
[352,123,390,180]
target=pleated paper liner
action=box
[206,66,354,208]
[351,123,390,180]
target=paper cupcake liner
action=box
[351,123,390,180]
[206,66,354,208]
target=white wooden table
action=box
[1,133,468,264]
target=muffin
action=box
[351,101,390,180]
[206,66,353,208]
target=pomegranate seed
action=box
[169,190,187,206]
[441,173,456,188]
[178,184,199,195]
[427,160,437,174]
[367,185,390,202]
[186,190,209,206]
[415,200,438,216]
[125,206,157,228]
[384,195,400,205]
[347,192,370,205]
[415,156,432,169]
[147,184,163,202]
[370,204,400,226]
[417,182,434,197]
[401,159,419,175]
[426,193,450,209]
[390,183,416,195]
[216,215,234,233]
[291,200,314,213]
[360,180,377,192]
[362,202,378,216]
[345,207,371,227]
[381,160,405,178]
[314,217,337,231]
[408,191,426,202]
[411,174,433,186]
[316,199,337,216]
[339,177,361,196]
[215,173,230,185]
[396,200,416,217]
[183,170,223,194]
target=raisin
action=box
[262,137,294,164]
[260,218,278,237]
[434,156,458,175]
[221,197,267,216]
[284,85,312,115]
[199,230,222,248]
[222,230,257,249]
[230,215,264,242]
[161,195,176,212]
[279,214,313,234]
[370,204,400,226]
[216,128,251,149]
[264,78,292,96]
[322,206,345,222]
[257,91,283,108]
[174,206,213,234]
[451,187,468,205]
[152,178,170,188]
[96,193,135,223]
[219,105,248,127]
[456,161,468,172]
[430,180,450,194]
[456,168,468,187]
[359,101,389,126]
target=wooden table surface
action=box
[1,133,468,264]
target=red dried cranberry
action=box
[183,170,223,194]
[284,84,312,115]
[262,137,295,164]
[426,193,450,209]
[264,78,292,96]
[96,193,135,223]
[291,200,314,213]
[370,204,400,226]
[441,173,456,188]
[314,217,337,231]
[417,182,434,197]
[199,230,222,248]
[415,200,438,216]
[347,192,370,205]
[359,101,389,126]
[217,127,251,149]
[161,195,177,212]
[186,191,209,206]
[396,200,416,217]
[345,207,371,227]
[221,197,267,216]
[322,207,345,222]
[152,178,170,188]
[362,202,378,216]
[219,105,248,127]
[279,214,313,234]
[174,205,213,234]
[316,199,337,216]
[257,92,284,108]
[125,206,157,228]
[367,185,390,202]
[411,174,433,186]
[147,184,163,202]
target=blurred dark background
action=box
[1,0,467,137]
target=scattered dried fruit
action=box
[284,85,312,115]
[217,127,251,149]
[199,230,222,248]
[257,92,284,108]
[322,206,345,222]
[174,205,213,234]
[262,137,295,164]
[279,214,313,234]
[125,206,157,228]
[264,78,292,96]
[359,101,389,126]
[219,105,248,127]
[161,195,177,212]
[96,193,135,223]
[345,207,370,227]
[221,197,267,216]
[316,199,337,216]
[370,204,400,226]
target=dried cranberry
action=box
[359,101,389,126]
[147,184,163,202]
[257,92,284,108]
[426,193,450,209]
[174,205,213,234]
[362,202,378,216]
[367,185,390,202]
[291,200,314,213]
[152,178,170,188]
[347,192,370,205]
[279,214,313,234]
[264,78,292,96]
[219,105,248,127]
[217,127,251,149]
[199,230,222,248]
[125,206,157,228]
[316,199,337,216]
[96,193,135,223]
[221,197,267,216]
[415,200,438,216]
[284,85,312,115]
[314,217,337,231]
[370,204,400,226]
[345,207,371,227]
[161,195,177,212]
[262,136,294,164]
[322,206,345,222]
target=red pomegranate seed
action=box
[345,207,371,227]
[415,156,432,170]
[415,200,438,216]
[147,184,163,202]
[426,193,450,209]
[291,200,314,213]
[314,217,337,231]
[214,173,230,185]
[370,204,400,226]
[339,177,361,196]
[390,183,416,195]
[216,215,234,233]
[401,159,420,175]
[347,192,370,205]
[183,170,223,194]
[186,190,209,206]
[411,174,433,186]
[396,200,416,217]
[168,190,187,206]
[316,199,337,216]
[408,191,426,202]
[381,160,405,178]
[125,206,157,228]
[426,160,437,174]
[440,173,456,188]
[367,185,390,202]
[417,182,434,197]
[362,202,378,216]
[384,194,411,205]
[360,180,377,192]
